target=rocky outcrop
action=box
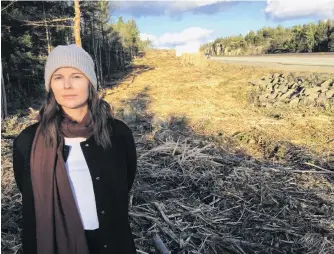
[249,73,334,109]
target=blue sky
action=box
[111,1,334,53]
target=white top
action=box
[64,137,99,230]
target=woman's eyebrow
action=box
[52,73,83,76]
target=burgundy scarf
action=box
[30,112,94,254]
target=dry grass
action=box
[106,50,333,162]
[2,49,334,253]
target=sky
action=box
[111,1,334,54]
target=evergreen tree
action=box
[1,1,146,113]
[200,20,334,55]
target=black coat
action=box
[12,117,138,254]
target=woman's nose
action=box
[64,77,73,89]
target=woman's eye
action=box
[73,75,81,79]
[54,77,61,80]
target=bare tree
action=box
[43,3,52,53]
[1,63,8,119]
[73,0,82,46]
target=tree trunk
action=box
[43,3,52,53]
[115,48,119,69]
[99,39,103,88]
[91,21,99,83]
[73,0,82,47]
[1,64,8,119]
[106,41,111,79]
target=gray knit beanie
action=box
[44,44,97,91]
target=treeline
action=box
[200,20,334,56]
[1,0,151,114]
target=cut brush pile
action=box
[127,121,334,254]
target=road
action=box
[210,52,334,73]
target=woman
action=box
[12,44,137,254]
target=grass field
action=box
[107,50,333,163]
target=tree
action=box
[138,39,153,51]
[254,33,264,46]
[298,24,315,52]
[1,63,8,119]
[199,20,334,55]
[314,20,329,52]
[73,0,82,46]
[1,0,145,113]
[328,30,334,52]
[245,31,255,45]
[327,20,334,52]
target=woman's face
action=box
[50,67,90,111]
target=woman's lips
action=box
[63,95,77,99]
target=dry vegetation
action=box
[2,50,334,253]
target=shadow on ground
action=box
[116,88,334,254]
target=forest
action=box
[200,20,334,55]
[1,0,151,118]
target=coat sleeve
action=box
[12,136,24,193]
[125,128,137,192]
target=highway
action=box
[210,52,334,73]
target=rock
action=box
[275,91,283,98]
[258,94,267,102]
[325,89,334,98]
[307,92,320,101]
[325,98,334,109]
[289,97,299,108]
[304,87,322,96]
[271,78,279,85]
[287,82,295,89]
[302,97,316,106]
[280,89,295,100]
[249,74,333,109]
[278,85,289,93]
[257,80,267,90]
[273,73,280,79]
[292,83,299,89]
[320,79,333,89]
[261,74,271,80]
[266,85,273,92]
[290,94,298,100]
[280,79,288,85]
[301,81,310,88]
[299,88,306,96]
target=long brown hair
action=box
[39,84,114,149]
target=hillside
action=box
[201,20,334,56]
